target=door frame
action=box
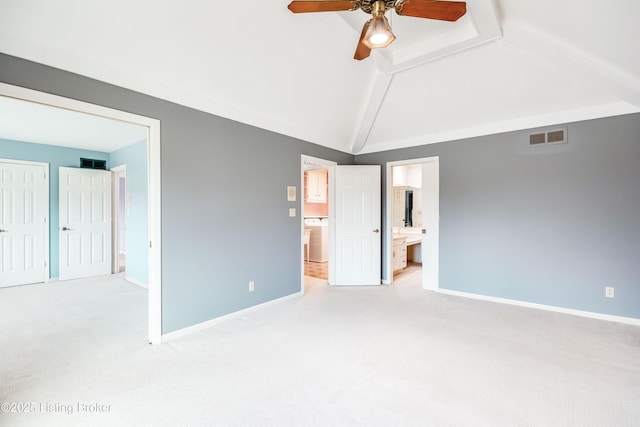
[0,158,50,285]
[300,155,336,292]
[111,165,126,275]
[385,156,440,289]
[0,82,162,345]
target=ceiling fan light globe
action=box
[362,15,396,49]
[369,33,390,45]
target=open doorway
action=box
[386,157,440,290]
[390,163,424,282]
[301,155,336,292]
[0,82,162,344]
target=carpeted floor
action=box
[1,271,639,426]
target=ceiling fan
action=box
[287,0,467,60]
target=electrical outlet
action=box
[605,286,614,298]
[249,281,255,292]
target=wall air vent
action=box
[529,133,546,145]
[80,158,107,170]
[528,128,567,147]
[547,130,565,143]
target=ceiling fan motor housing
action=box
[358,0,399,14]
[287,0,468,60]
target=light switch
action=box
[287,186,296,202]
[289,208,296,217]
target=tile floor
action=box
[304,261,421,282]
[304,261,328,280]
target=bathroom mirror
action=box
[393,186,422,228]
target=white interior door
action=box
[59,167,112,281]
[0,161,47,287]
[335,165,381,286]
[421,159,439,290]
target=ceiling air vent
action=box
[528,127,567,147]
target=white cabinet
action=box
[306,170,327,203]
[308,225,328,262]
[393,236,407,273]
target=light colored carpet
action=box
[1,270,639,426]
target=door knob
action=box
[373,229,380,233]
[0,229,7,233]
[61,226,72,231]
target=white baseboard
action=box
[161,291,304,342]
[437,288,640,326]
[125,276,148,289]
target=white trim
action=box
[351,73,394,154]
[327,163,336,286]
[162,291,304,342]
[438,288,640,327]
[125,276,148,290]
[0,83,162,345]
[423,158,440,291]
[0,157,50,284]
[147,121,162,344]
[110,165,126,275]
[385,156,440,289]
[0,83,156,128]
[376,0,502,75]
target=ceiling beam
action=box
[350,71,394,154]
[376,0,502,74]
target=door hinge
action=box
[149,241,152,248]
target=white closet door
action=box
[59,167,111,281]
[0,161,47,287]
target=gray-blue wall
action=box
[110,139,148,285]
[5,52,636,331]
[0,138,109,278]
[0,53,354,334]
[355,114,640,319]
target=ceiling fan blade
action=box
[396,0,467,22]
[354,20,372,61]
[288,1,359,13]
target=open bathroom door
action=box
[420,158,439,290]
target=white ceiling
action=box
[0,0,638,154]
[0,95,147,152]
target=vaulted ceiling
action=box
[0,0,638,154]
